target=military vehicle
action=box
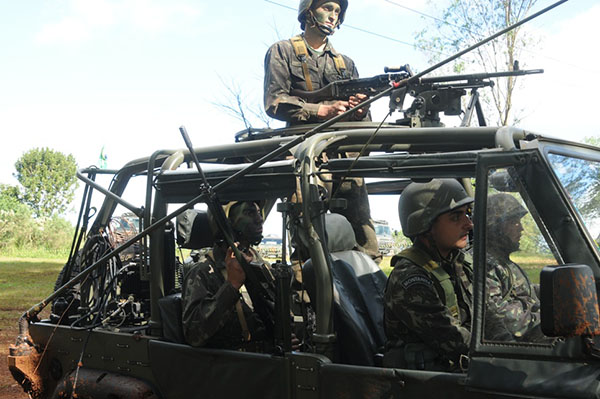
[9,1,600,398]
[259,235,284,260]
[373,219,394,255]
[8,107,600,399]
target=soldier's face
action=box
[312,1,341,29]
[229,202,264,245]
[430,205,473,256]
[501,216,524,251]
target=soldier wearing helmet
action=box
[264,0,378,260]
[383,179,474,372]
[264,0,369,124]
[182,201,271,350]
[483,193,544,342]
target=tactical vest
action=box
[290,35,347,92]
[395,246,462,318]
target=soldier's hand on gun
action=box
[349,93,369,119]
[225,247,251,290]
[317,100,350,120]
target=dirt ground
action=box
[0,315,29,399]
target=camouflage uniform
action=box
[181,246,268,350]
[483,193,544,342]
[484,250,543,341]
[264,34,368,124]
[383,242,473,371]
[264,35,378,257]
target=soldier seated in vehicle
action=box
[483,193,545,342]
[181,201,272,351]
[383,179,473,372]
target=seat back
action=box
[303,213,387,366]
[158,292,186,344]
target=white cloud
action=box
[516,4,600,141]
[351,0,430,14]
[35,0,203,45]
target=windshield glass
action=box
[547,153,600,245]
[375,225,391,236]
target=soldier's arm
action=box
[387,266,470,364]
[181,264,240,347]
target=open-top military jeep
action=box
[8,117,600,398]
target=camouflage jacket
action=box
[384,242,472,371]
[484,250,542,341]
[263,34,367,124]
[181,246,267,349]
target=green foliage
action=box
[519,213,551,255]
[0,183,21,209]
[0,187,36,251]
[393,230,412,252]
[14,147,78,218]
[0,208,74,257]
[584,136,600,147]
[416,0,539,126]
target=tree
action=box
[14,147,78,218]
[212,75,273,130]
[0,183,21,210]
[416,0,539,126]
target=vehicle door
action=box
[468,143,600,398]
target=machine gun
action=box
[292,66,543,127]
[290,64,413,104]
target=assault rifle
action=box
[291,67,543,127]
[179,126,277,341]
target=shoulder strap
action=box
[290,35,314,91]
[333,54,347,78]
[326,42,348,78]
[398,247,459,318]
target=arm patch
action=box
[401,275,434,290]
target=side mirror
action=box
[540,264,600,337]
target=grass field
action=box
[0,257,65,398]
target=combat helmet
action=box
[398,179,473,238]
[298,0,348,31]
[487,193,527,226]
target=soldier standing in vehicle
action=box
[181,201,271,351]
[484,193,544,342]
[383,179,473,371]
[264,0,369,124]
[263,0,378,259]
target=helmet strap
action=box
[307,10,336,36]
[421,232,453,263]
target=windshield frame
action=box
[532,138,600,261]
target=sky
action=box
[1,0,599,233]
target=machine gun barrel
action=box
[418,68,544,84]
